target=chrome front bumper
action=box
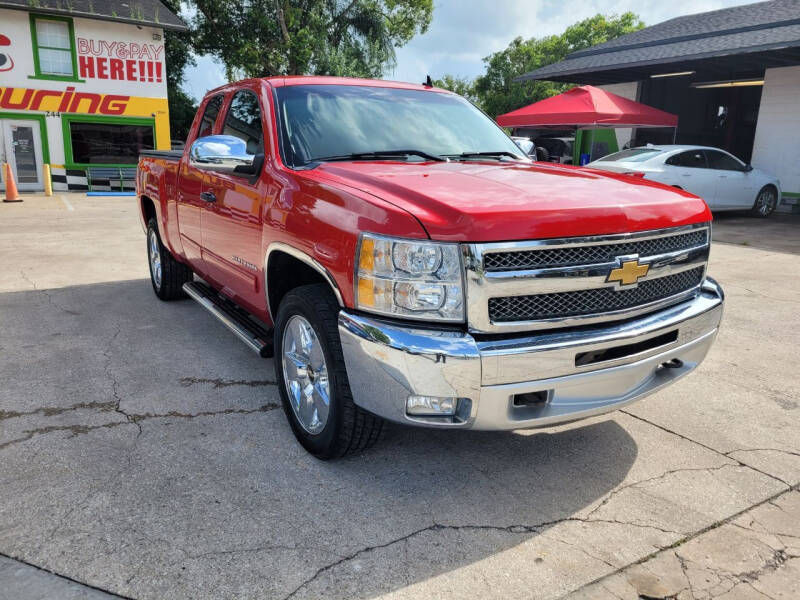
[338,278,724,430]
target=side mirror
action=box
[744,163,753,172]
[189,135,260,176]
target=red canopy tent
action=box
[496,85,678,128]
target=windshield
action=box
[597,148,663,163]
[274,84,526,167]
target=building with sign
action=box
[517,0,800,213]
[0,0,186,192]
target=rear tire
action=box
[750,185,778,218]
[274,284,383,459]
[146,218,192,300]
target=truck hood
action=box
[313,161,711,242]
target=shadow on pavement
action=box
[712,211,800,255]
[0,279,638,599]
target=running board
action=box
[182,281,274,358]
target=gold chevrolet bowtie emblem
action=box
[607,259,650,286]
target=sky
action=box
[182,0,749,102]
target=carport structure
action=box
[513,0,800,213]
[496,85,678,129]
[496,85,677,162]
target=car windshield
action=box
[274,84,527,167]
[597,148,663,163]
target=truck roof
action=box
[205,75,451,95]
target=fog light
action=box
[406,395,457,416]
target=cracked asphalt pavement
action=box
[1,197,798,599]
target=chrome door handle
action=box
[200,191,217,203]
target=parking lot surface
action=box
[1,195,798,600]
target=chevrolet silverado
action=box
[137,76,724,459]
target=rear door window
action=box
[666,150,707,168]
[705,150,744,171]
[198,94,224,138]
[599,148,662,162]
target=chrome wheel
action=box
[281,315,330,435]
[756,188,776,216]
[148,228,162,289]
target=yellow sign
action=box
[0,86,170,150]
[607,259,650,286]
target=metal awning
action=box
[516,1,800,84]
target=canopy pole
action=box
[588,127,595,163]
[672,126,678,144]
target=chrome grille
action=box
[483,229,708,271]
[488,267,705,322]
[464,224,711,333]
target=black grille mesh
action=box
[488,267,705,322]
[483,229,708,272]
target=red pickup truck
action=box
[137,76,723,459]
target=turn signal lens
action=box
[356,233,464,322]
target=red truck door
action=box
[199,89,269,313]
[177,93,225,268]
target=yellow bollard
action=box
[43,164,53,197]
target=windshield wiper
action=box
[445,151,524,161]
[308,150,446,164]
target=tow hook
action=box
[661,358,684,369]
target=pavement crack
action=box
[127,403,281,423]
[726,447,800,459]
[179,377,277,389]
[281,517,681,599]
[558,485,798,600]
[18,268,37,291]
[18,269,80,315]
[586,464,740,519]
[0,405,280,451]
[0,401,118,421]
[101,324,142,437]
[620,410,793,488]
[554,536,617,570]
[0,421,134,450]
[0,551,134,600]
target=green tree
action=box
[467,13,643,117]
[162,0,197,141]
[191,0,433,79]
[432,75,477,103]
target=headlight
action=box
[355,233,464,322]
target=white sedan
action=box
[587,145,781,217]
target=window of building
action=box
[222,90,264,155]
[198,94,224,138]
[30,14,80,81]
[66,119,154,166]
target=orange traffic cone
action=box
[3,163,22,202]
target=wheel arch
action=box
[265,243,344,323]
[140,195,157,228]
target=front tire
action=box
[750,185,778,218]
[274,284,383,459]
[146,218,192,300]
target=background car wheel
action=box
[750,185,778,218]
[146,218,193,300]
[534,146,550,162]
[274,284,383,459]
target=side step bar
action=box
[183,281,274,358]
